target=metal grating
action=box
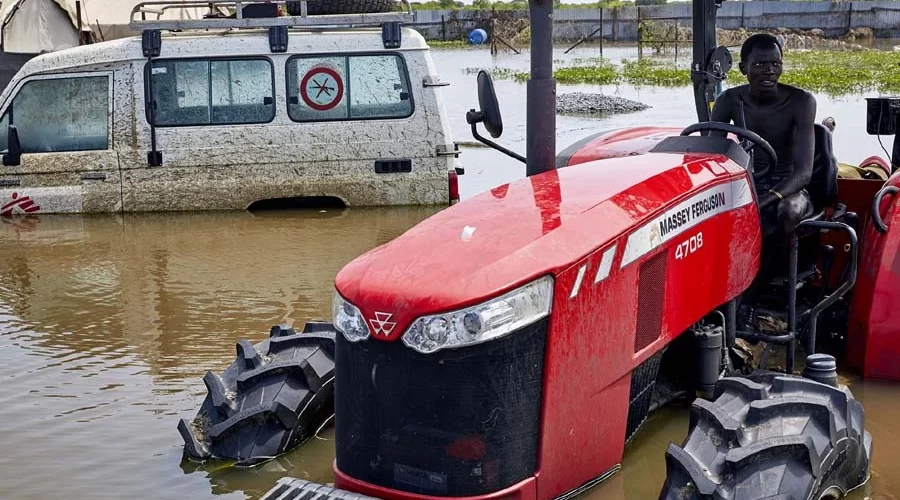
[334,319,548,497]
[634,252,667,353]
[625,349,664,445]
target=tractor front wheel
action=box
[659,371,872,500]
[177,323,336,466]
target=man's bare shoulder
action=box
[780,83,816,106]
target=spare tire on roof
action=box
[285,0,397,15]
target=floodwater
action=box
[1,46,900,500]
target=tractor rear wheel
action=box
[659,371,872,500]
[177,322,335,466]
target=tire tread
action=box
[659,372,872,500]
[179,324,337,465]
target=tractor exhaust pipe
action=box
[526,0,556,177]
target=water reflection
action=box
[0,207,439,500]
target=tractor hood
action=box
[334,151,741,342]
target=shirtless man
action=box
[710,33,817,242]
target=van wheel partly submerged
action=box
[285,0,396,15]
[177,322,336,466]
[659,372,872,500]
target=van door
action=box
[0,71,121,215]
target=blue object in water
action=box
[468,28,488,45]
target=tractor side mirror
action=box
[466,70,524,164]
[466,70,503,138]
[476,70,503,138]
[3,124,21,166]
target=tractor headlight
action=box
[333,291,370,342]
[402,275,554,354]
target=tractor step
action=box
[260,477,381,500]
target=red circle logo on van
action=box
[300,66,344,111]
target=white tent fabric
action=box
[0,0,224,53]
[0,0,86,53]
[81,0,226,41]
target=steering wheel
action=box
[680,121,777,179]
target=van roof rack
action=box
[128,0,413,32]
[130,0,413,54]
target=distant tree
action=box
[635,0,666,5]
[439,0,456,8]
[472,0,493,8]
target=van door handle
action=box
[422,76,449,87]
[81,172,106,181]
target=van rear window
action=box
[147,58,275,126]
[286,54,413,122]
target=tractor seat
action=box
[806,123,838,212]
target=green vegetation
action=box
[473,50,900,96]
[780,50,900,95]
[427,40,474,48]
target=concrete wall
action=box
[408,1,900,42]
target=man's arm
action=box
[766,91,816,204]
[709,89,735,133]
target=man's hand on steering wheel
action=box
[680,121,778,180]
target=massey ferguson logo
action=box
[1,192,40,217]
[369,312,397,337]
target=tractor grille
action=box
[334,319,548,497]
[625,349,663,444]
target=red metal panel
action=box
[534,165,759,500]
[334,464,537,500]
[333,149,761,500]
[564,126,682,166]
[847,172,900,380]
[335,152,720,342]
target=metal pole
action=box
[600,7,603,58]
[76,1,83,45]
[691,0,718,123]
[526,0,555,177]
[441,14,445,41]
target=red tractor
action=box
[180,0,900,498]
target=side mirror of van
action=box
[3,125,21,166]
[466,70,524,164]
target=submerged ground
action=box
[1,44,900,499]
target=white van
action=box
[0,2,461,215]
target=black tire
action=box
[178,322,336,466]
[285,0,397,15]
[659,372,872,500]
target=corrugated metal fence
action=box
[409,1,900,42]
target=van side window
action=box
[147,58,275,126]
[286,54,413,122]
[0,75,109,153]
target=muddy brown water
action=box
[2,46,900,499]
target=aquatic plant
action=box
[465,49,900,96]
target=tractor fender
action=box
[846,171,900,381]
